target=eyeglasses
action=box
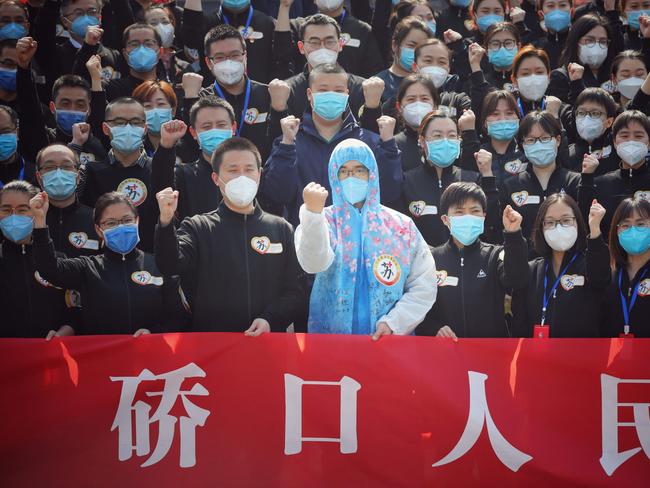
[100,217,137,229]
[487,39,517,51]
[523,136,554,145]
[576,110,604,118]
[543,217,576,230]
[579,38,609,48]
[338,168,369,179]
[617,221,650,232]
[0,205,31,217]
[105,118,146,127]
[40,163,78,173]
[126,40,159,50]
[208,51,245,64]
[304,38,339,50]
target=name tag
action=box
[436,270,458,287]
[341,34,361,48]
[591,145,612,159]
[511,191,540,207]
[560,274,585,291]
[409,201,437,217]
[251,236,283,254]
[239,26,263,40]
[131,271,163,286]
[68,232,99,250]
[437,105,457,117]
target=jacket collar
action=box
[443,236,482,256]
[216,200,263,222]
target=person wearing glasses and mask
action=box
[31,190,186,336]
[155,137,305,335]
[295,138,436,339]
[79,97,174,252]
[502,111,581,250]
[600,197,650,338]
[511,193,610,337]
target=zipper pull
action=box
[460,256,464,267]
[122,254,126,261]
[438,179,442,189]
[21,244,25,255]
[553,289,557,299]
[630,167,633,178]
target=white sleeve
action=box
[377,235,437,335]
[294,204,335,274]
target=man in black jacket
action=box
[155,136,304,334]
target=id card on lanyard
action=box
[618,268,648,338]
[212,78,251,137]
[223,6,254,39]
[534,254,578,339]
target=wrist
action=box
[470,63,482,73]
[159,215,173,227]
[305,204,323,214]
[34,217,46,229]
[271,101,289,112]
[281,136,295,145]
[589,226,601,238]
[364,97,381,109]
[184,89,200,98]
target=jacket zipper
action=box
[243,215,252,324]
[122,258,133,331]
[23,247,34,326]
[58,210,64,250]
[460,250,467,337]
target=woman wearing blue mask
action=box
[0,2,29,42]
[375,16,433,103]
[622,0,650,50]
[511,193,610,337]
[0,180,70,339]
[132,80,178,155]
[534,0,573,69]
[295,138,437,339]
[600,197,650,337]
[437,0,474,40]
[502,110,580,249]
[0,105,33,188]
[31,191,187,335]
[402,110,500,246]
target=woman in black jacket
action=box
[31,191,186,335]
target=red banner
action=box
[0,333,648,487]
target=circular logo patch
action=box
[373,254,401,287]
[131,271,152,285]
[244,108,259,125]
[409,201,426,217]
[117,178,147,206]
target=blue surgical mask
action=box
[0,67,16,92]
[70,15,100,39]
[618,226,650,255]
[41,169,78,200]
[477,14,504,32]
[426,139,460,168]
[450,0,471,6]
[0,133,17,160]
[627,10,650,30]
[488,47,517,69]
[222,0,250,9]
[448,215,484,246]
[109,124,145,153]
[427,21,437,35]
[103,223,140,255]
[0,214,33,242]
[340,176,369,205]
[128,46,159,72]
[544,10,571,32]
[399,47,415,71]
[0,23,28,41]
[312,91,349,120]
[145,108,173,134]
[487,120,519,141]
[56,110,87,135]
[524,139,557,167]
[197,128,232,155]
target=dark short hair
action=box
[480,90,519,134]
[484,21,521,48]
[189,96,236,127]
[132,80,178,109]
[122,22,162,48]
[0,104,19,129]
[532,193,587,256]
[612,110,650,139]
[575,87,618,118]
[418,109,455,139]
[470,0,507,28]
[611,50,647,77]
[299,13,341,40]
[390,0,433,31]
[211,137,262,173]
[52,74,91,104]
[93,192,138,226]
[517,110,562,145]
[35,143,79,170]
[608,197,650,267]
[308,62,349,87]
[414,38,450,64]
[105,97,145,120]
[392,16,432,48]
[440,182,487,215]
[204,24,245,56]
[512,45,550,78]
[0,180,38,202]
[396,73,441,107]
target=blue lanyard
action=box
[0,158,24,189]
[213,77,251,137]
[618,268,648,333]
[541,253,578,325]
[223,6,254,39]
[517,96,546,118]
[339,8,347,26]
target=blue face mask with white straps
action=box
[340,176,369,205]
[198,128,232,155]
[222,0,250,9]
[0,67,16,92]
[449,215,485,246]
[41,169,78,200]
[312,91,349,120]
[145,108,173,134]
[0,22,28,41]
[524,139,557,167]
[487,120,519,141]
[103,223,140,255]
[426,139,460,168]
[128,46,159,72]
[0,214,33,243]
[0,133,17,161]
[488,47,517,69]
[56,110,87,135]
[70,15,100,39]
[627,10,650,30]
[619,226,650,255]
[109,124,145,153]
[544,9,571,32]
[477,14,504,32]
[399,47,415,71]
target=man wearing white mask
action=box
[191,24,273,161]
[155,137,305,334]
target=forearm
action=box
[294,205,334,274]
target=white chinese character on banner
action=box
[110,363,210,468]
[432,371,532,472]
[284,373,361,455]
[600,374,650,475]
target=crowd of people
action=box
[0,0,649,340]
